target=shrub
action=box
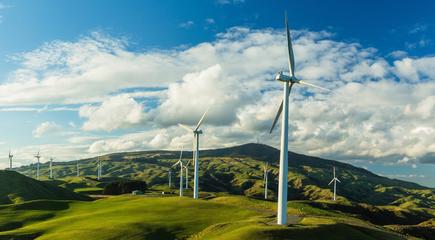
[103,180,147,195]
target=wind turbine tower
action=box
[184,159,191,189]
[49,157,54,179]
[263,162,271,200]
[34,151,41,180]
[168,169,172,188]
[76,159,80,177]
[8,150,13,170]
[328,166,341,201]
[172,146,184,196]
[178,107,209,199]
[269,13,332,225]
[97,156,102,180]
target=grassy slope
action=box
[0,195,407,240]
[0,171,91,204]
[14,143,434,209]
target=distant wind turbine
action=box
[328,166,341,201]
[269,13,332,225]
[263,162,271,200]
[184,159,191,189]
[34,151,41,180]
[49,157,54,179]
[76,159,80,177]
[178,107,210,199]
[97,156,102,180]
[8,150,13,170]
[172,146,184,197]
[168,169,172,188]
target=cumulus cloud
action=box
[4,26,435,166]
[79,95,146,132]
[32,122,63,138]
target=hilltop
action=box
[0,170,91,204]
[15,143,434,208]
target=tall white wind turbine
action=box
[49,157,54,179]
[328,166,341,201]
[172,147,185,197]
[34,151,41,180]
[178,107,209,199]
[269,13,332,225]
[263,162,271,200]
[8,150,13,170]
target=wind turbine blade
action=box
[179,146,184,162]
[194,107,210,131]
[285,12,296,78]
[333,166,336,178]
[185,159,191,167]
[336,178,341,183]
[172,161,181,168]
[178,123,193,132]
[328,179,334,185]
[269,100,283,134]
[299,80,333,92]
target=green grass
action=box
[0,195,410,240]
[73,187,103,194]
[0,171,90,204]
[13,143,434,209]
[0,196,261,239]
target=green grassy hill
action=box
[0,195,410,240]
[0,170,91,204]
[15,143,433,209]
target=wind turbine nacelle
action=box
[275,72,296,82]
[195,130,203,134]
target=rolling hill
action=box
[0,195,413,240]
[5,143,435,239]
[14,143,434,209]
[0,170,91,204]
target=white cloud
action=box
[206,18,215,24]
[179,20,194,29]
[4,26,435,165]
[32,122,63,138]
[216,0,245,5]
[389,50,408,59]
[79,95,146,132]
[409,24,427,34]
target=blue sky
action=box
[0,0,435,187]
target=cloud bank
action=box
[3,27,435,166]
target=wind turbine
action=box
[97,156,102,180]
[178,107,209,199]
[34,151,41,180]
[171,146,184,197]
[8,150,13,170]
[328,166,341,201]
[184,159,191,189]
[269,13,332,225]
[49,157,54,179]
[263,162,271,200]
[76,159,80,177]
[168,169,172,188]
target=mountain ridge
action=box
[14,143,434,208]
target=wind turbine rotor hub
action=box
[275,72,298,83]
